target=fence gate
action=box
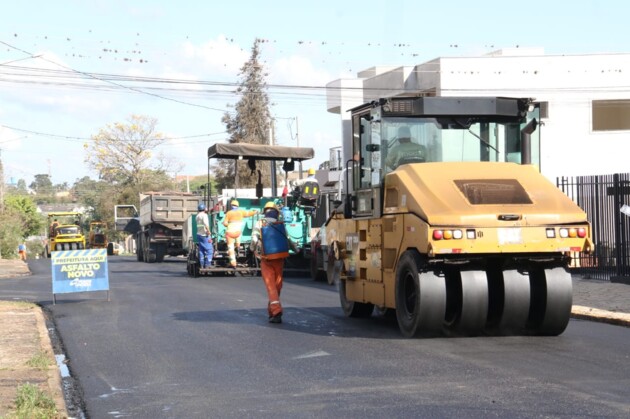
[557,173,630,282]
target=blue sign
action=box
[51,249,109,295]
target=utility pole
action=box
[295,116,303,178]
[269,119,277,196]
[0,148,4,214]
[0,149,4,257]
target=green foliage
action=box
[0,193,45,258]
[26,351,51,370]
[218,38,273,190]
[177,175,215,195]
[29,174,53,195]
[0,207,23,258]
[3,194,44,237]
[7,382,60,419]
[25,237,45,259]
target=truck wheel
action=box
[136,234,143,261]
[155,245,166,263]
[146,244,156,263]
[107,243,114,256]
[395,251,446,338]
[339,278,374,318]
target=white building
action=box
[326,48,630,183]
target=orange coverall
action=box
[261,258,285,318]
[223,208,257,267]
[252,215,297,321]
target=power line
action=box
[0,124,227,143]
[0,40,232,113]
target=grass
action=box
[25,352,51,371]
[5,383,60,419]
[0,301,35,309]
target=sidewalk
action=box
[0,260,628,417]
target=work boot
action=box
[269,313,282,324]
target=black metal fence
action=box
[557,173,630,281]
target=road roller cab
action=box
[325,96,593,337]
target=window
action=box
[592,100,630,131]
[454,179,532,205]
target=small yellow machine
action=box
[88,221,116,255]
[322,96,592,337]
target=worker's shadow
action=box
[171,306,404,339]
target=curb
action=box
[571,305,630,328]
[34,306,68,417]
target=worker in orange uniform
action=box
[222,199,258,268]
[18,243,27,261]
[251,201,299,323]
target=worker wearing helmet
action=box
[222,199,258,268]
[251,201,299,323]
[292,168,318,188]
[291,168,320,209]
[196,202,213,268]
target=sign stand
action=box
[51,249,110,304]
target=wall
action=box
[326,48,630,183]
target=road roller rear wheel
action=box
[527,266,573,336]
[444,269,489,336]
[339,278,374,318]
[486,268,531,335]
[395,251,446,338]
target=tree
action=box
[29,174,53,195]
[16,179,28,194]
[176,175,214,195]
[3,194,44,237]
[217,38,272,190]
[0,192,45,258]
[85,115,181,189]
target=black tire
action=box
[310,247,328,283]
[107,243,114,256]
[188,243,200,278]
[146,242,157,263]
[155,244,166,263]
[527,266,572,336]
[395,251,446,338]
[136,235,143,262]
[339,278,374,318]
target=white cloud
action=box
[0,127,27,151]
[271,54,332,86]
[180,35,249,78]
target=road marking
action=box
[293,350,330,359]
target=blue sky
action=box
[1,0,628,185]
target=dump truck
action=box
[45,211,86,257]
[185,143,316,277]
[114,192,200,263]
[314,96,592,337]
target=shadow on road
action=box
[171,306,408,339]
